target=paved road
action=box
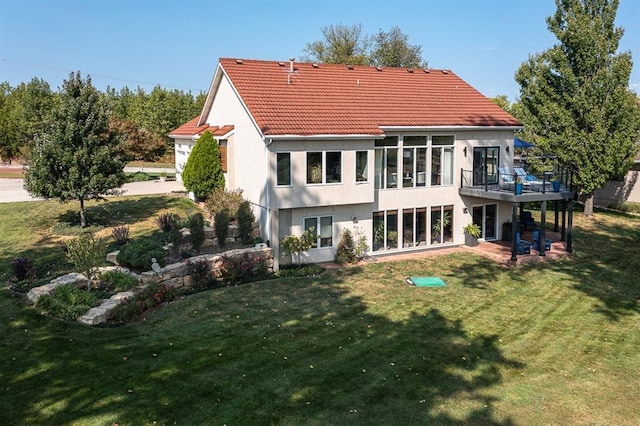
[0,178,186,203]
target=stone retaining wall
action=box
[28,246,273,326]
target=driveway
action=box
[0,178,186,203]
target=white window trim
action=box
[303,215,334,249]
[306,151,342,185]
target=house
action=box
[170,58,574,268]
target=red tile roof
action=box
[169,116,233,137]
[216,58,521,137]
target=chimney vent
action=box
[289,58,295,73]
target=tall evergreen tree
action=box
[515,0,640,216]
[182,130,225,200]
[24,71,126,227]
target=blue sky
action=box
[1,0,638,101]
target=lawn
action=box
[0,198,639,425]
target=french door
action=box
[472,204,498,240]
[472,147,499,186]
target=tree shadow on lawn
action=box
[56,195,193,228]
[0,271,523,425]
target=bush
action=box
[189,213,205,252]
[117,238,165,272]
[11,257,34,281]
[335,229,358,265]
[220,253,269,285]
[186,259,214,291]
[37,285,99,321]
[204,188,245,221]
[65,233,105,291]
[99,270,139,292]
[276,264,323,278]
[237,201,255,245]
[168,224,183,255]
[156,213,178,232]
[182,130,225,199]
[109,283,177,322]
[215,210,230,248]
[111,225,130,245]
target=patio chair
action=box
[519,211,538,231]
[514,167,547,191]
[532,230,552,252]
[516,232,532,255]
[498,166,515,190]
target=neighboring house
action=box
[170,58,573,267]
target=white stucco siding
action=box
[202,75,270,237]
[285,204,373,264]
[270,139,375,209]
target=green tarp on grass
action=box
[406,277,446,287]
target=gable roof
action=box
[169,116,233,138]
[208,58,521,137]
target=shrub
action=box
[335,229,358,265]
[220,253,269,285]
[65,233,105,291]
[99,270,139,292]
[214,210,230,248]
[353,227,369,260]
[156,213,178,232]
[186,259,214,291]
[237,201,255,245]
[276,264,323,278]
[168,224,183,255]
[37,285,99,321]
[109,283,177,322]
[11,257,34,281]
[281,227,316,267]
[189,213,205,252]
[204,188,245,221]
[111,225,130,245]
[182,130,225,199]
[116,238,165,272]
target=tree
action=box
[182,130,225,199]
[515,0,640,216]
[302,24,427,68]
[109,117,167,162]
[302,24,370,65]
[24,71,126,227]
[370,26,427,68]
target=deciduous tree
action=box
[370,26,427,68]
[24,72,126,227]
[515,0,640,216]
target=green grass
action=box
[1,201,639,424]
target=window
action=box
[402,136,427,187]
[307,152,342,184]
[304,216,333,248]
[372,209,398,251]
[431,136,454,186]
[355,151,368,182]
[374,136,398,189]
[276,153,291,186]
[431,205,454,244]
[219,140,228,173]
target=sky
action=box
[1,0,638,102]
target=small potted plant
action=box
[514,175,524,195]
[463,222,482,247]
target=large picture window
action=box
[276,152,291,186]
[304,216,333,248]
[307,152,342,184]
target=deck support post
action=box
[566,199,574,253]
[561,200,567,242]
[539,200,547,256]
[510,202,518,262]
[553,200,559,232]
